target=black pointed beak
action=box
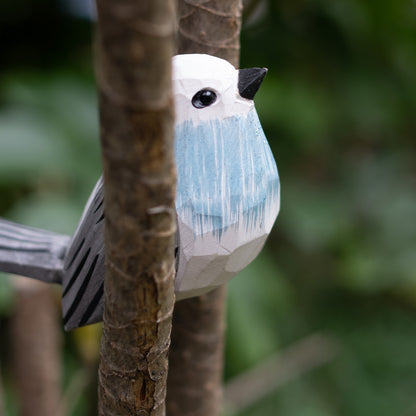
[238,67,268,100]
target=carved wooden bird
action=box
[0,54,280,330]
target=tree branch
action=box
[95,0,177,414]
[11,278,62,416]
[176,0,242,65]
[167,1,242,415]
[224,334,338,414]
[167,288,227,415]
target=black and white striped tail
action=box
[0,177,107,331]
[0,219,70,284]
[61,177,106,330]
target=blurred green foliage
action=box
[1,0,416,415]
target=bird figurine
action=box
[0,54,280,330]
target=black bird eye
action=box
[192,89,217,109]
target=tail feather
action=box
[0,177,106,331]
[61,177,106,330]
[0,219,71,284]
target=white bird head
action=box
[172,54,266,125]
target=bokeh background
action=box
[1,0,416,414]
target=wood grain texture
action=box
[167,1,242,415]
[95,0,177,414]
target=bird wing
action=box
[0,218,70,284]
[61,176,106,330]
[62,176,180,330]
[0,176,177,331]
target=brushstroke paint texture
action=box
[175,108,280,298]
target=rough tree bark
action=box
[10,278,62,416]
[166,2,242,416]
[95,0,177,415]
[176,0,242,64]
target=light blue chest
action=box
[174,110,279,237]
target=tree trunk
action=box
[10,277,62,416]
[95,0,177,415]
[167,1,242,415]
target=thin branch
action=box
[224,333,339,414]
[10,277,63,416]
[95,0,177,414]
[176,0,242,64]
[166,2,242,415]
